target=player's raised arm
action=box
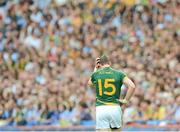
[119,77,135,104]
[88,57,102,88]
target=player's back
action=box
[91,66,126,106]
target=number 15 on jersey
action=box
[98,79,116,96]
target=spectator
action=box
[174,95,180,123]
[0,0,179,127]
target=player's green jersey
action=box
[91,66,126,106]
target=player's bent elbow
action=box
[87,81,91,87]
[88,83,92,87]
[131,83,135,89]
[88,79,93,87]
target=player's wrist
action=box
[119,98,129,104]
[118,98,129,104]
[123,99,129,104]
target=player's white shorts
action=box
[96,105,122,129]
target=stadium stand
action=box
[0,0,179,130]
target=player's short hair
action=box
[100,54,110,65]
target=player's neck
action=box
[102,64,110,68]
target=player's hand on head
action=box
[95,57,101,69]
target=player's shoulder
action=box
[110,67,122,73]
[111,67,126,76]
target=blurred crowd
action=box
[0,0,179,127]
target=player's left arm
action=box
[88,67,97,88]
[119,76,135,104]
[88,57,101,88]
